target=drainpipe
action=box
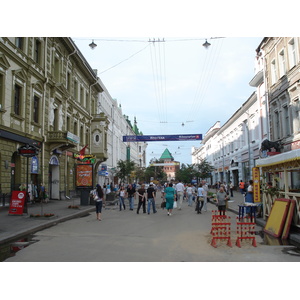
[89,79,99,184]
[41,37,48,187]
[64,45,77,197]
[262,51,271,141]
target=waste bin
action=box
[80,189,90,206]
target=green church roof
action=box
[160,148,174,160]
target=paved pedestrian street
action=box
[3,195,300,262]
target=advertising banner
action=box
[9,191,26,215]
[76,164,93,188]
[123,134,202,142]
[252,167,261,203]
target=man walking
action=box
[196,184,205,214]
[147,183,157,214]
[126,184,136,211]
[239,180,245,195]
[175,180,185,210]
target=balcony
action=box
[47,131,79,151]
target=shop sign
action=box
[9,191,26,215]
[18,144,38,157]
[67,131,80,144]
[74,153,96,164]
[99,164,107,176]
[252,167,261,203]
[31,156,39,174]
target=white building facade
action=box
[97,85,147,186]
[192,91,266,188]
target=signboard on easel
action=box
[9,191,26,215]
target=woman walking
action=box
[94,184,104,221]
[216,186,229,215]
[186,184,194,206]
[118,186,126,211]
[165,183,176,216]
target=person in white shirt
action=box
[202,181,208,212]
[196,184,205,214]
[186,184,194,206]
[175,180,185,210]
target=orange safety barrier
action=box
[235,216,257,247]
[211,210,232,248]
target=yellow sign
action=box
[252,167,261,203]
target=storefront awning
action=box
[256,149,300,170]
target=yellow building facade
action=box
[0,37,108,200]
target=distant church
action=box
[160,148,180,181]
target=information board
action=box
[76,164,93,188]
[9,191,26,215]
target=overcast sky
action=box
[74,36,262,165]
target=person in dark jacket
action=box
[126,184,136,210]
[147,183,157,214]
[94,184,104,221]
[137,184,146,214]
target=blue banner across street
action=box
[123,134,202,142]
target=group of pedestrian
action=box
[136,183,157,214]
[91,179,255,220]
[162,180,209,215]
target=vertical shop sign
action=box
[252,167,261,203]
[31,156,39,174]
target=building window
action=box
[74,121,78,135]
[54,56,60,82]
[271,59,277,85]
[283,105,290,136]
[67,116,71,131]
[292,99,300,133]
[33,95,39,123]
[67,72,71,92]
[14,84,22,115]
[34,39,42,64]
[274,110,280,140]
[278,50,286,78]
[80,125,84,145]
[86,91,89,110]
[80,86,84,105]
[288,38,297,69]
[15,38,23,50]
[74,80,78,100]
[86,129,89,146]
[0,74,4,107]
[53,108,59,131]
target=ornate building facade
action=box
[0,37,108,199]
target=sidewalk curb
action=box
[0,206,94,246]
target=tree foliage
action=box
[175,159,214,183]
[115,159,136,183]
